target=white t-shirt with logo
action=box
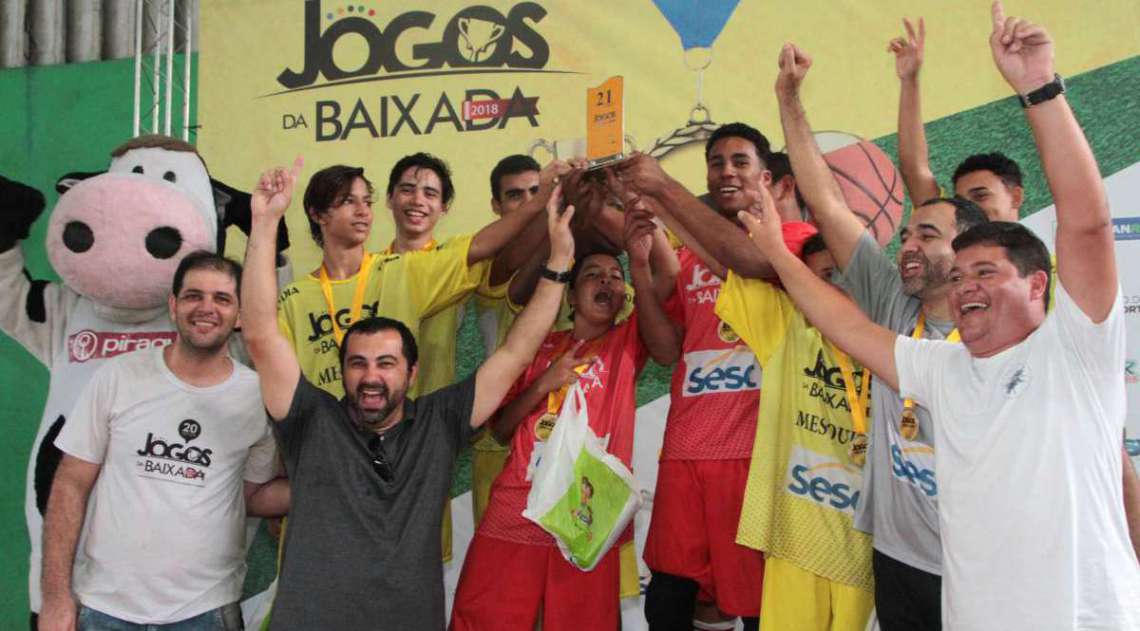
[895,283,1140,631]
[55,345,276,624]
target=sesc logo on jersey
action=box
[785,445,863,515]
[683,346,760,397]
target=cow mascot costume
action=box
[0,134,288,623]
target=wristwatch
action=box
[539,265,572,284]
[1019,74,1065,108]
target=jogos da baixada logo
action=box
[273,2,577,142]
[135,419,213,486]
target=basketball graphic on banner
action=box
[812,131,905,246]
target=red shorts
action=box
[450,534,621,631]
[643,458,764,617]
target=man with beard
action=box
[39,252,286,631]
[241,160,576,630]
[737,7,1140,627]
[770,42,986,630]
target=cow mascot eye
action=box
[0,134,290,618]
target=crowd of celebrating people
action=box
[23,4,1140,630]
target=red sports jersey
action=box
[662,247,762,460]
[479,318,648,545]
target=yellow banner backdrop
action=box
[199,0,1140,273]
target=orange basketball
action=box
[814,132,905,247]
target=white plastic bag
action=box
[522,382,641,570]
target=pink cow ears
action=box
[55,171,290,256]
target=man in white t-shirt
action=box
[731,5,1140,629]
[38,252,288,631]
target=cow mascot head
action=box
[0,134,288,616]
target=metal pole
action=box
[0,0,28,68]
[152,0,161,134]
[133,0,144,136]
[165,0,175,135]
[183,0,193,140]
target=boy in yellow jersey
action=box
[381,152,565,563]
[717,230,874,631]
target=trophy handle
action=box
[528,138,556,160]
[623,134,638,154]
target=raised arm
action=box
[740,186,900,389]
[40,454,100,631]
[241,158,304,420]
[617,154,775,279]
[487,159,574,285]
[625,204,682,365]
[472,187,575,427]
[774,43,865,270]
[471,160,574,267]
[989,2,1114,320]
[891,18,941,206]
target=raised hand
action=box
[889,17,925,80]
[536,339,594,394]
[736,184,786,257]
[545,183,575,268]
[615,152,671,197]
[623,204,656,268]
[539,159,573,193]
[989,1,1054,94]
[251,156,303,221]
[775,42,812,101]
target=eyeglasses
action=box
[368,434,394,483]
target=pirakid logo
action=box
[785,446,862,515]
[278,2,551,89]
[682,347,760,398]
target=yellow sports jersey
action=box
[716,272,874,592]
[381,239,491,398]
[276,235,483,398]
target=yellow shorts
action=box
[471,431,511,525]
[759,556,873,631]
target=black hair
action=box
[568,247,622,289]
[951,221,1052,309]
[171,250,242,299]
[302,165,373,246]
[951,152,1024,189]
[705,122,772,165]
[490,154,541,201]
[767,151,792,181]
[918,196,989,234]
[339,316,419,372]
[387,153,455,205]
[801,233,828,260]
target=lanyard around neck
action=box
[318,252,375,345]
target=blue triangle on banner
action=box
[651,0,740,49]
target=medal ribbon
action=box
[318,252,375,345]
[901,312,961,416]
[828,342,871,436]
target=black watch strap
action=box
[1019,74,1065,108]
[539,265,572,284]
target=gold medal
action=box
[899,408,919,441]
[534,413,558,441]
[717,320,740,344]
[849,434,868,467]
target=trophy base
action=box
[587,153,627,171]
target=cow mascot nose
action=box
[0,134,290,620]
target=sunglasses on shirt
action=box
[367,434,394,483]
